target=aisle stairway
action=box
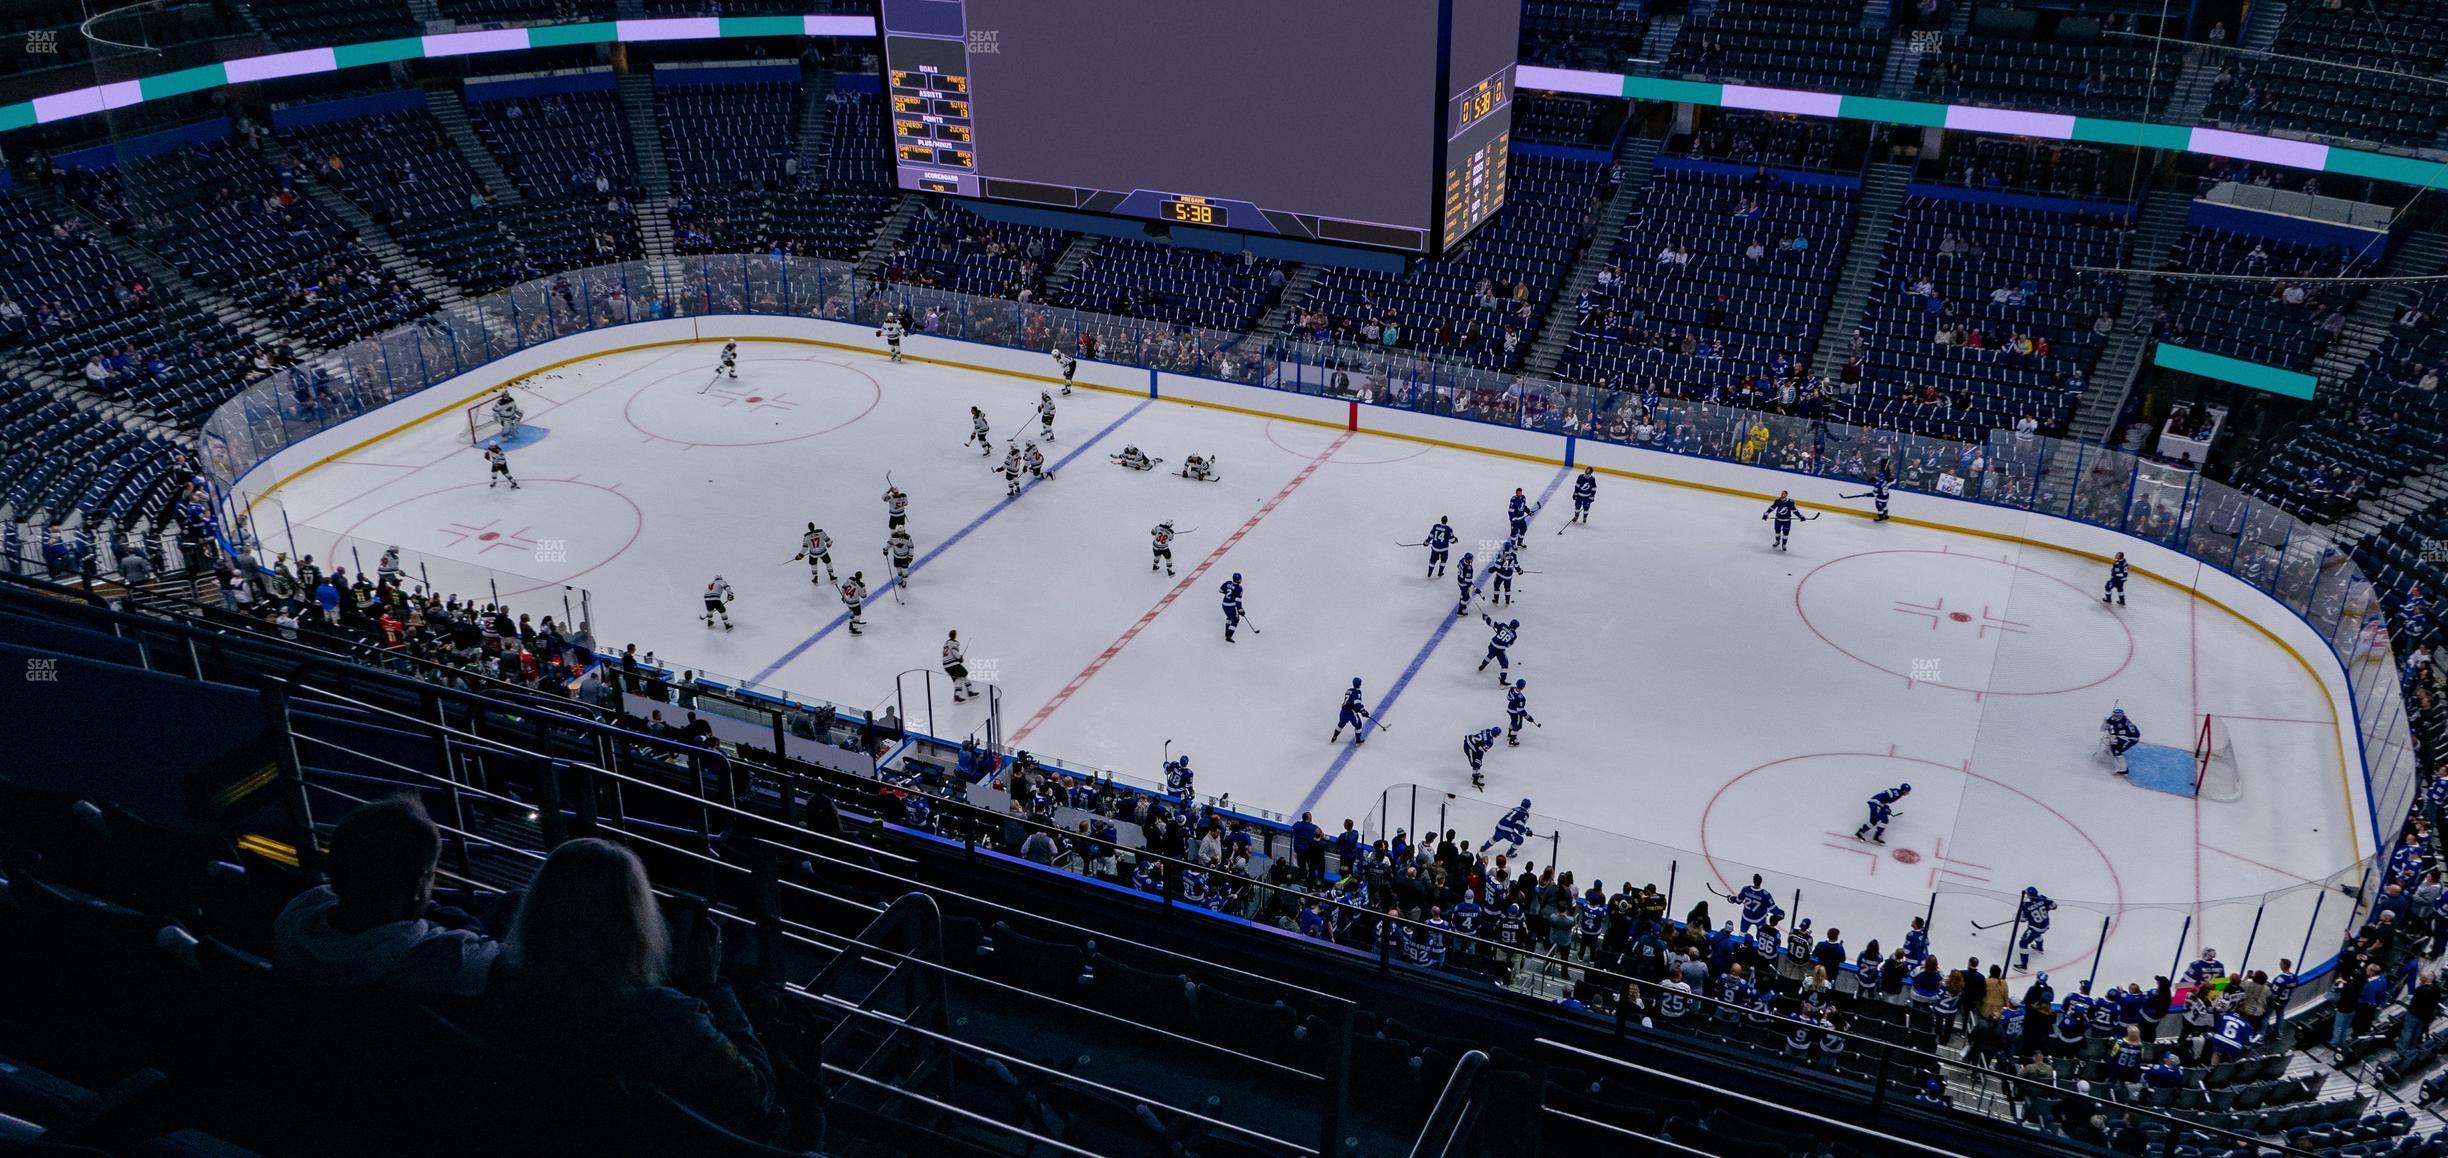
[1805,161,1912,379]
[1520,135,1660,377]
[2063,189,2192,445]
[423,84,523,208]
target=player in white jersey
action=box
[942,629,980,702]
[490,393,524,438]
[999,444,1025,497]
[484,444,519,489]
[876,317,906,362]
[1150,520,1177,575]
[1037,392,1057,441]
[1111,444,1156,471]
[377,546,402,587]
[716,340,738,379]
[882,483,909,531]
[1180,454,1218,482]
[1023,441,1049,480]
[701,576,735,629]
[796,524,837,582]
[967,407,993,456]
[1051,348,1076,394]
[883,527,915,586]
[839,571,869,635]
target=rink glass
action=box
[197,256,2418,996]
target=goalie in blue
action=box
[2101,707,2140,775]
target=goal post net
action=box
[2194,714,2242,803]
[467,390,520,446]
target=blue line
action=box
[749,399,1153,685]
[1296,464,1573,816]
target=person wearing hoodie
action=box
[273,795,502,998]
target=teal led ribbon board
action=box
[2151,343,2318,400]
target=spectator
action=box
[485,838,783,1142]
[2402,971,2440,1056]
[273,795,501,997]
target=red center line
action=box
[1009,431,1354,744]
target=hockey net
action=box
[2194,714,2242,803]
[466,391,518,447]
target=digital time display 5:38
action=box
[1160,197,1228,228]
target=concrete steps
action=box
[423,83,523,208]
[1806,161,1913,379]
[1041,235,1103,302]
[854,194,925,281]
[2064,189,2192,445]
[253,134,460,309]
[1521,135,1660,378]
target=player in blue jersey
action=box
[2015,886,2055,970]
[1488,541,1520,605]
[1452,552,1476,616]
[1853,782,1910,843]
[1477,614,1519,682]
[1464,725,1503,790]
[1508,488,1535,545]
[1840,460,1893,522]
[1164,754,1193,801]
[1328,677,1374,745]
[1763,490,1817,551]
[2103,551,2129,606]
[1733,874,1784,937]
[1505,679,1538,746]
[1568,466,1596,525]
[1219,572,1246,642]
[1424,517,1456,577]
[1489,798,1533,857]
[2101,707,2140,775]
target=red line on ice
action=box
[1009,431,1353,744]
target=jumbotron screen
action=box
[878,0,1519,256]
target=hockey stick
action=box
[1242,610,1261,635]
[1969,918,2015,931]
[698,371,721,395]
[1396,540,1426,547]
[1705,884,1737,902]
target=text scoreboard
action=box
[879,0,1519,257]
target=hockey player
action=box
[1329,677,1371,744]
[491,392,524,438]
[1735,874,1784,938]
[1488,540,1520,605]
[2101,707,2140,775]
[2103,551,2129,606]
[1464,725,1502,790]
[716,340,738,380]
[1477,614,1519,682]
[1425,516,1456,577]
[1181,454,1218,482]
[1111,444,1155,471]
[1763,491,1814,550]
[1164,753,1193,801]
[701,575,735,630]
[877,315,906,363]
[484,443,519,489]
[1854,783,1911,844]
[376,546,402,587]
[1150,520,1177,576]
[1569,466,1596,525]
[941,629,979,702]
[1036,392,1057,441]
[999,443,1025,497]
[1452,552,1476,616]
[1489,798,1533,858]
[1841,461,1893,522]
[2014,886,2055,970]
[1023,441,1049,480]
[1507,488,1535,545]
[795,523,837,582]
[967,407,993,456]
[1219,572,1246,642]
[839,571,870,636]
[884,527,915,587]
[1051,347,1076,394]
[1505,679,1537,746]
[882,483,909,531]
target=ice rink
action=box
[244,337,2369,989]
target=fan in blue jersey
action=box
[1477,614,1519,682]
[2101,707,2140,775]
[1853,782,1911,843]
[1762,490,1817,551]
[1734,874,1784,937]
[1901,916,1929,965]
[1489,798,1533,857]
[1464,726,1503,789]
[1505,679,1539,746]
[1164,754,1193,801]
[1452,552,1476,616]
[2103,551,2129,606]
[2015,886,2056,969]
[1488,541,1521,606]
[1568,466,1597,525]
[1219,573,1246,642]
[1329,677,1371,745]
[1507,488,1535,544]
[1424,517,1456,577]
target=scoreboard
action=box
[879,0,1519,257]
